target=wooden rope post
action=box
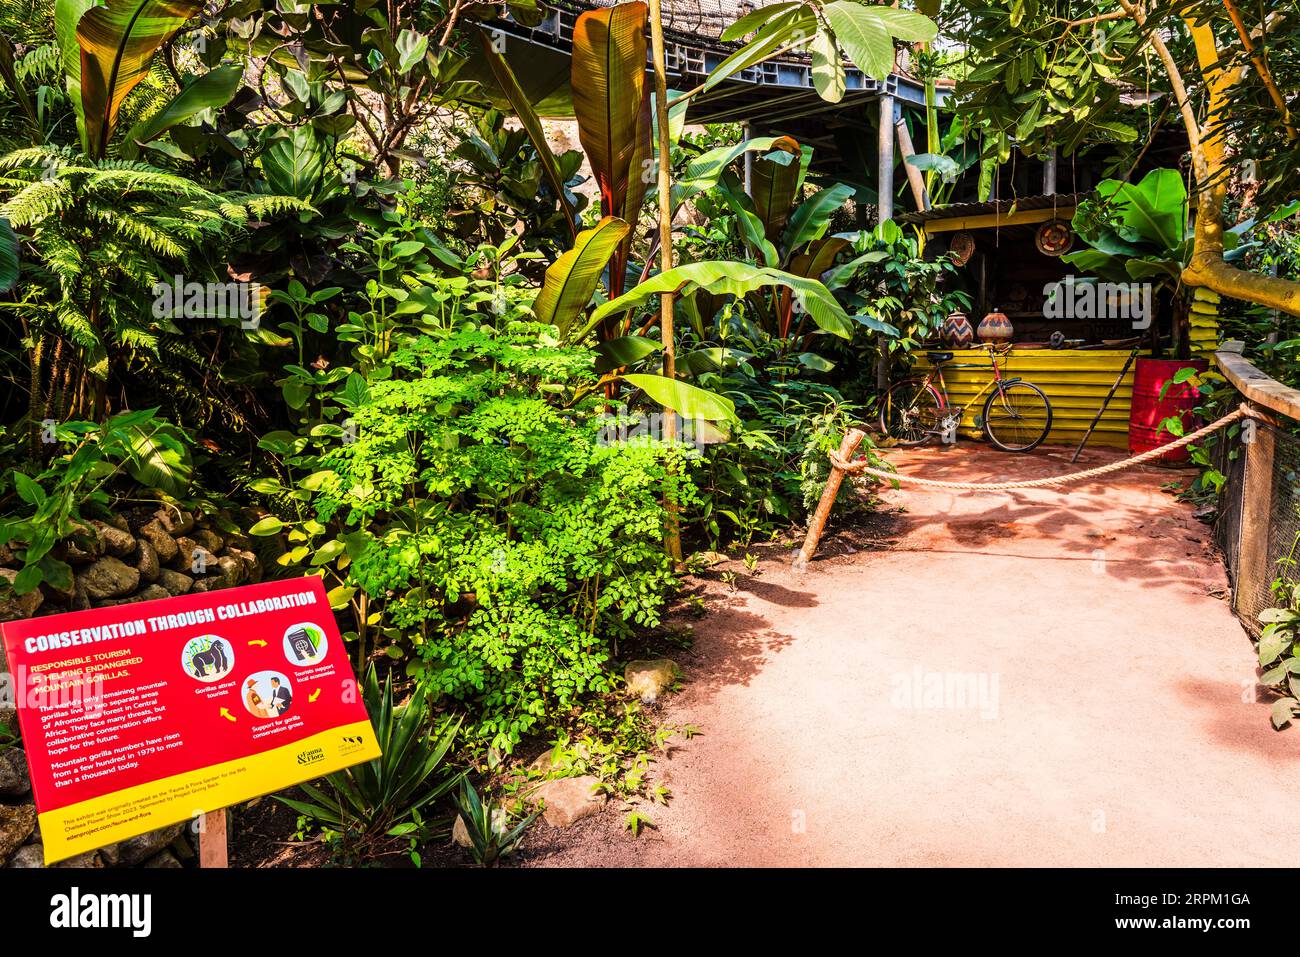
[1214,349,1300,622]
[199,809,228,868]
[1236,403,1279,621]
[793,428,865,572]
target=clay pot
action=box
[977,308,1014,344]
[941,312,975,347]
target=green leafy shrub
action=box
[305,322,695,751]
[1260,559,1300,730]
[679,340,881,549]
[0,409,193,594]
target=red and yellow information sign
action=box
[0,576,380,864]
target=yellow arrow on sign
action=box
[308,689,321,703]
[247,639,268,648]
[219,708,236,722]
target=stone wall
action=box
[0,507,265,869]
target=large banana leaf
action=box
[586,261,854,340]
[784,183,855,252]
[675,134,799,204]
[122,62,242,158]
[1059,249,1130,284]
[55,0,97,147]
[572,1,649,223]
[1094,167,1188,251]
[622,373,737,423]
[475,27,577,239]
[717,171,779,267]
[572,2,651,298]
[594,334,661,373]
[535,216,631,338]
[76,0,204,157]
[748,138,803,243]
[787,235,851,282]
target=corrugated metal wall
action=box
[913,348,1140,448]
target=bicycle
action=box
[878,344,1053,452]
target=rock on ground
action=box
[101,824,185,867]
[452,809,507,849]
[624,659,681,703]
[0,568,43,620]
[0,749,31,796]
[78,557,140,599]
[0,804,36,862]
[533,775,604,828]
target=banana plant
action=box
[534,216,632,339]
[695,136,877,349]
[70,0,207,158]
[570,0,653,313]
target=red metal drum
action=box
[1128,357,1208,463]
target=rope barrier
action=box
[827,404,1252,492]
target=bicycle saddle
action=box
[926,351,954,363]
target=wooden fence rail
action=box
[1214,347,1300,624]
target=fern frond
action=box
[1,178,69,226]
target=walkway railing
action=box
[1212,348,1300,633]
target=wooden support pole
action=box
[793,429,866,572]
[199,809,228,868]
[894,117,929,211]
[1235,405,1278,623]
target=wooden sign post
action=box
[199,809,228,868]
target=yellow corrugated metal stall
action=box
[901,195,1224,450]
[914,348,1140,448]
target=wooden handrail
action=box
[1214,350,1300,423]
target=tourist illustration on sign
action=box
[244,671,294,719]
[283,621,329,666]
[183,634,234,682]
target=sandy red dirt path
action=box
[526,443,1294,867]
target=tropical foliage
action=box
[2,0,1297,866]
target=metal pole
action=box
[1070,343,1140,463]
[1044,146,1058,195]
[742,120,754,195]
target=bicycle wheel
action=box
[983,381,1052,452]
[879,379,943,446]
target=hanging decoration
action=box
[1035,219,1073,256]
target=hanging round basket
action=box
[1035,219,1073,256]
[948,230,976,265]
